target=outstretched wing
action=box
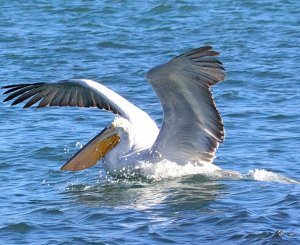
[147,46,225,164]
[2,79,144,121]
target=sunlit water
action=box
[0,1,300,244]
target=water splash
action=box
[243,169,299,184]
[136,160,221,181]
[127,160,299,184]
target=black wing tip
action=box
[3,97,12,103]
[2,83,45,107]
[2,82,45,89]
[11,100,20,106]
[175,46,223,71]
[183,46,218,57]
[1,84,21,89]
[188,46,213,52]
[2,83,44,93]
[183,46,226,83]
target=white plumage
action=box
[2,46,225,176]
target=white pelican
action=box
[2,46,225,176]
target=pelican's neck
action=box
[102,116,159,175]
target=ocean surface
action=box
[0,1,300,244]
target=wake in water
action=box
[242,169,299,184]
[118,160,300,184]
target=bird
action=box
[1,46,225,177]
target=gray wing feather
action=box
[147,46,225,164]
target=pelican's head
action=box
[60,115,159,173]
[60,118,130,172]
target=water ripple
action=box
[1,0,300,244]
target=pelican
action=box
[2,46,225,176]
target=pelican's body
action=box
[101,116,159,174]
[2,46,225,176]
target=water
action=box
[0,1,300,244]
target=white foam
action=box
[127,160,299,184]
[244,169,299,184]
[136,160,223,181]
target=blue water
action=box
[1,1,300,244]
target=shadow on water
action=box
[62,174,226,211]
